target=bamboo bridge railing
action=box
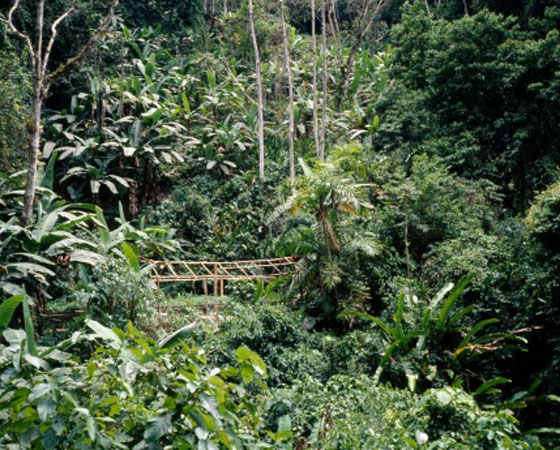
[148,257,297,297]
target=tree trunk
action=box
[5,0,120,225]
[23,82,43,225]
[141,161,159,206]
[280,0,296,185]
[209,0,215,30]
[248,0,265,182]
[320,0,327,161]
[311,0,320,159]
[22,0,45,226]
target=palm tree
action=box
[271,148,380,322]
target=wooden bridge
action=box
[148,257,297,297]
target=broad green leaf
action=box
[38,398,57,423]
[7,262,56,277]
[86,319,122,349]
[182,92,191,114]
[121,242,140,272]
[437,275,473,328]
[436,390,451,405]
[458,318,500,350]
[0,295,24,331]
[236,346,267,377]
[144,414,173,443]
[430,282,454,311]
[87,416,96,442]
[473,377,510,397]
[70,250,105,266]
[159,322,197,349]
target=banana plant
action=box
[198,143,237,177]
[93,203,180,260]
[60,154,132,201]
[0,162,101,297]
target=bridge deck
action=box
[148,257,297,296]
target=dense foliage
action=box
[2,0,560,447]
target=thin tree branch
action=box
[42,8,75,76]
[341,0,385,99]
[424,0,431,15]
[328,0,342,68]
[1,0,35,59]
[45,0,120,88]
[357,0,385,46]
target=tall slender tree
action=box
[1,0,120,225]
[248,0,265,181]
[311,0,320,159]
[280,0,296,185]
[320,0,328,161]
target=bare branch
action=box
[1,0,35,59]
[340,0,385,98]
[424,0,431,15]
[45,0,120,87]
[42,8,75,76]
[357,0,385,44]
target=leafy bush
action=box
[265,375,543,449]
[85,257,159,329]
[0,318,269,449]
[0,47,29,173]
[525,179,560,249]
[321,329,384,379]
[211,304,313,386]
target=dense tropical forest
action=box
[1,0,560,447]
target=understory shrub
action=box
[86,257,159,329]
[209,303,319,387]
[265,375,543,449]
[0,320,268,449]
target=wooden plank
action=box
[182,262,198,278]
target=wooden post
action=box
[220,279,224,297]
[203,279,208,296]
[157,278,162,316]
[214,264,218,297]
